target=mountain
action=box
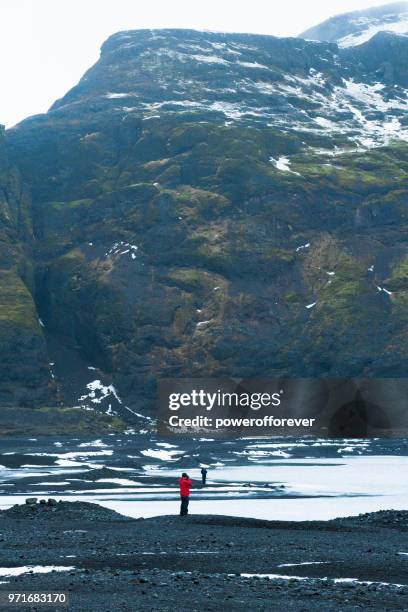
[3,23,408,419]
[300,1,408,47]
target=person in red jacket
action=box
[179,473,192,516]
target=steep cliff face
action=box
[5,27,408,416]
[0,128,55,406]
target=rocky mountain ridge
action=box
[1,18,408,419]
[301,1,408,47]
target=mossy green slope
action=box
[0,129,55,406]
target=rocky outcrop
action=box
[342,30,408,86]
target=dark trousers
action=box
[180,496,189,515]
[201,475,206,485]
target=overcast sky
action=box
[0,0,397,127]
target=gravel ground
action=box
[0,502,406,610]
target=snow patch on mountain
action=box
[300,2,408,48]
[270,156,300,175]
[338,16,408,47]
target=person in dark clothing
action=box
[179,473,192,515]
[201,467,208,485]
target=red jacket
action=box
[179,477,192,497]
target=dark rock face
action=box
[0,128,55,407]
[342,30,408,86]
[3,26,408,416]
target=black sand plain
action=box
[0,501,406,610]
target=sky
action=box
[0,0,399,127]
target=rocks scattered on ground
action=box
[4,500,132,522]
[0,502,406,610]
[332,509,408,529]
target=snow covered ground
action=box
[0,436,406,521]
[338,17,408,47]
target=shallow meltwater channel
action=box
[0,566,75,577]
[0,436,407,520]
[239,574,406,589]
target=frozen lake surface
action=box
[0,436,406,521]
